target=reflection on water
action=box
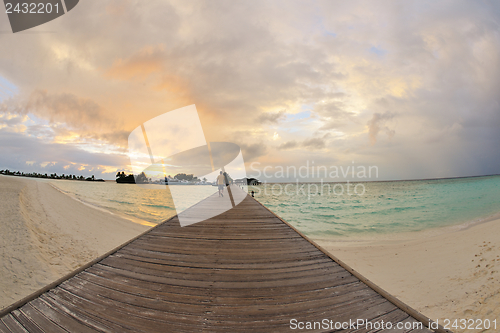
[50,180,217,225]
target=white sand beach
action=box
[317,219,500,333]
[1,175,498,333]
[0,175,150,310]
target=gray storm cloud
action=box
[0,0,499,179]
[25,90,109,130]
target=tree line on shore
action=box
[116,172,203,184]
[116,172,143,184]
[0,169,105,182]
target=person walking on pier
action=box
[217,171,225,197]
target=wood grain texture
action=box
[0,186,441,332]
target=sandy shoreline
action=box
[1,175,498,332]
[315,218,500,333]
[0,175,150,310]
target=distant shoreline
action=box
[0,170,105,182]
[2,168,499,184]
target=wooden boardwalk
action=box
[0,186,446,332]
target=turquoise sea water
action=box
[250,176,500,237]
[49,175,500,238]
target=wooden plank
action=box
[47,286,206,332]
[98,256,348,282]
[111,252,337,273]
[18,304,68,333]
[205,291,381,319]
[92,261,357,289]
[78,270,364,305]
[66,275,376,319]
[117,247,331,268]
[0,315,28,333]
[123,243,324,259]
[199,296,391,329]
[148,225,298,234]
[59,279,209,317]
[0,319,12,333]
[135,235,314,247]
[29,298,97,333]
[86,264,360,297]
[77,271,367,307]
[10,310,43,333]
[0,188,438,332]
[127,239,318,254]
[104,249,329,265]
[113,250,333,269]
[43,290,162,333]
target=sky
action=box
[0,0,499,181]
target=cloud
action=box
[0,113,27,126]
[106,46,165,81]
[0,129,128,178]
[239,142,268,162]
[278,140,298,150]
[24,90,112,131]
[0,1,500,180]
[367,112,396,145]
[278,137,326,150]
[257,110,286,124]
[1,90,131,148]
[302,137,326,150]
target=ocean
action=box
[48,175,500,239]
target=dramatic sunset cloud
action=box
[1,0,499,180]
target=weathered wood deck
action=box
[0,186,447,332]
